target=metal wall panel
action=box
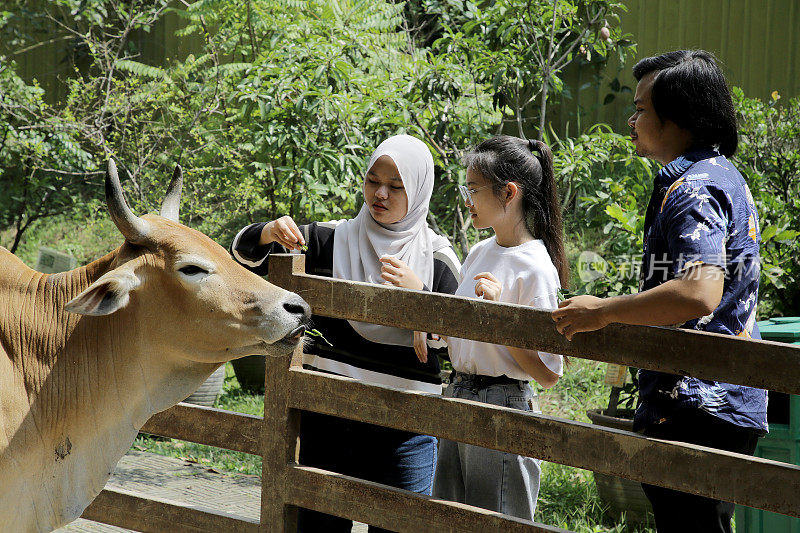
[555,0,800,135]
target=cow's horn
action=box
[159,164,183,222]
[106,159,150,243]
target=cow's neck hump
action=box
[0,246,119,368]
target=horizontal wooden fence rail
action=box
[82,487,259,533]
[270,253,800,395]
[284,465,569,533]
[287,367,800,518]
[141,402,262,455]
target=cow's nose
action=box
[283,294,311,319]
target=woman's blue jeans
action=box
[297,411,437,532]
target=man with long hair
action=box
[552,50,766,533]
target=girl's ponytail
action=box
[530,140,568,289]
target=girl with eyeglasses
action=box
[433,135,568,521]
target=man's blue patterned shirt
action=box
[633,148,768,434]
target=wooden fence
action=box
[81,253,800,532]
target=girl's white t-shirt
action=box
[448,236,564,381]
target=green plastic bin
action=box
[736,317,800,533]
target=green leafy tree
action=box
[734,88,800,316]
[1,0,189,257]
[0,60,94,252]
[407,0,636,137]
[2,0,499,256]
[162,0,499,253]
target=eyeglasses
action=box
[458,184,491,206]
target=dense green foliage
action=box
[405,0,636,137]
[0,61,94,253]
[733,88,800,317]
[2,0,510,256]
[0,0,637,258]
[564,125,655,297]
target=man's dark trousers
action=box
[640,409,760,533]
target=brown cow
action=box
[0,160,309,532]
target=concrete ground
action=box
[56,450,367,532]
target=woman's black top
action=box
[231,221,461,393]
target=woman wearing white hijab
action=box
[231,134,461,532]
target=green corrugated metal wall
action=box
[0,4,202,104]
[559,0,800,134]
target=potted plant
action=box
[587,364,653,525]
[231,355,266,394]
[183,365,226,407]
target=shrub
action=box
[733,88,800,317]
[558,124,655,297]
[0,59,94,253]
[1,0,501,258]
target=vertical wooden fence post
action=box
[260,347,302,532]
[268,254,305,293]
[260,254,306,532]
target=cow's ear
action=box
[65,268,141,316]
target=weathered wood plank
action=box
[141,402,262,456]
[288,367,800,518]
[81,487,259,533]
[269,254,800,395]
[285,465,568,533]
[260,347,302,532]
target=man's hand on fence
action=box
[413,331,428,363]
[551,295,610,341]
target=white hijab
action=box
[333,134,451,346]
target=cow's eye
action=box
[178,265,209,276]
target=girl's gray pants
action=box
[433,373,542,521]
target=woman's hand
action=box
[412,332,444,363]
[474,272,501,301]
[380,255,424,290]
[413,331,428,363]
[261,216,305,250]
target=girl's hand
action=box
[380,256,424,290]
[262,216,306,250]
[413,331,428,363]
[474,272,501,301]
